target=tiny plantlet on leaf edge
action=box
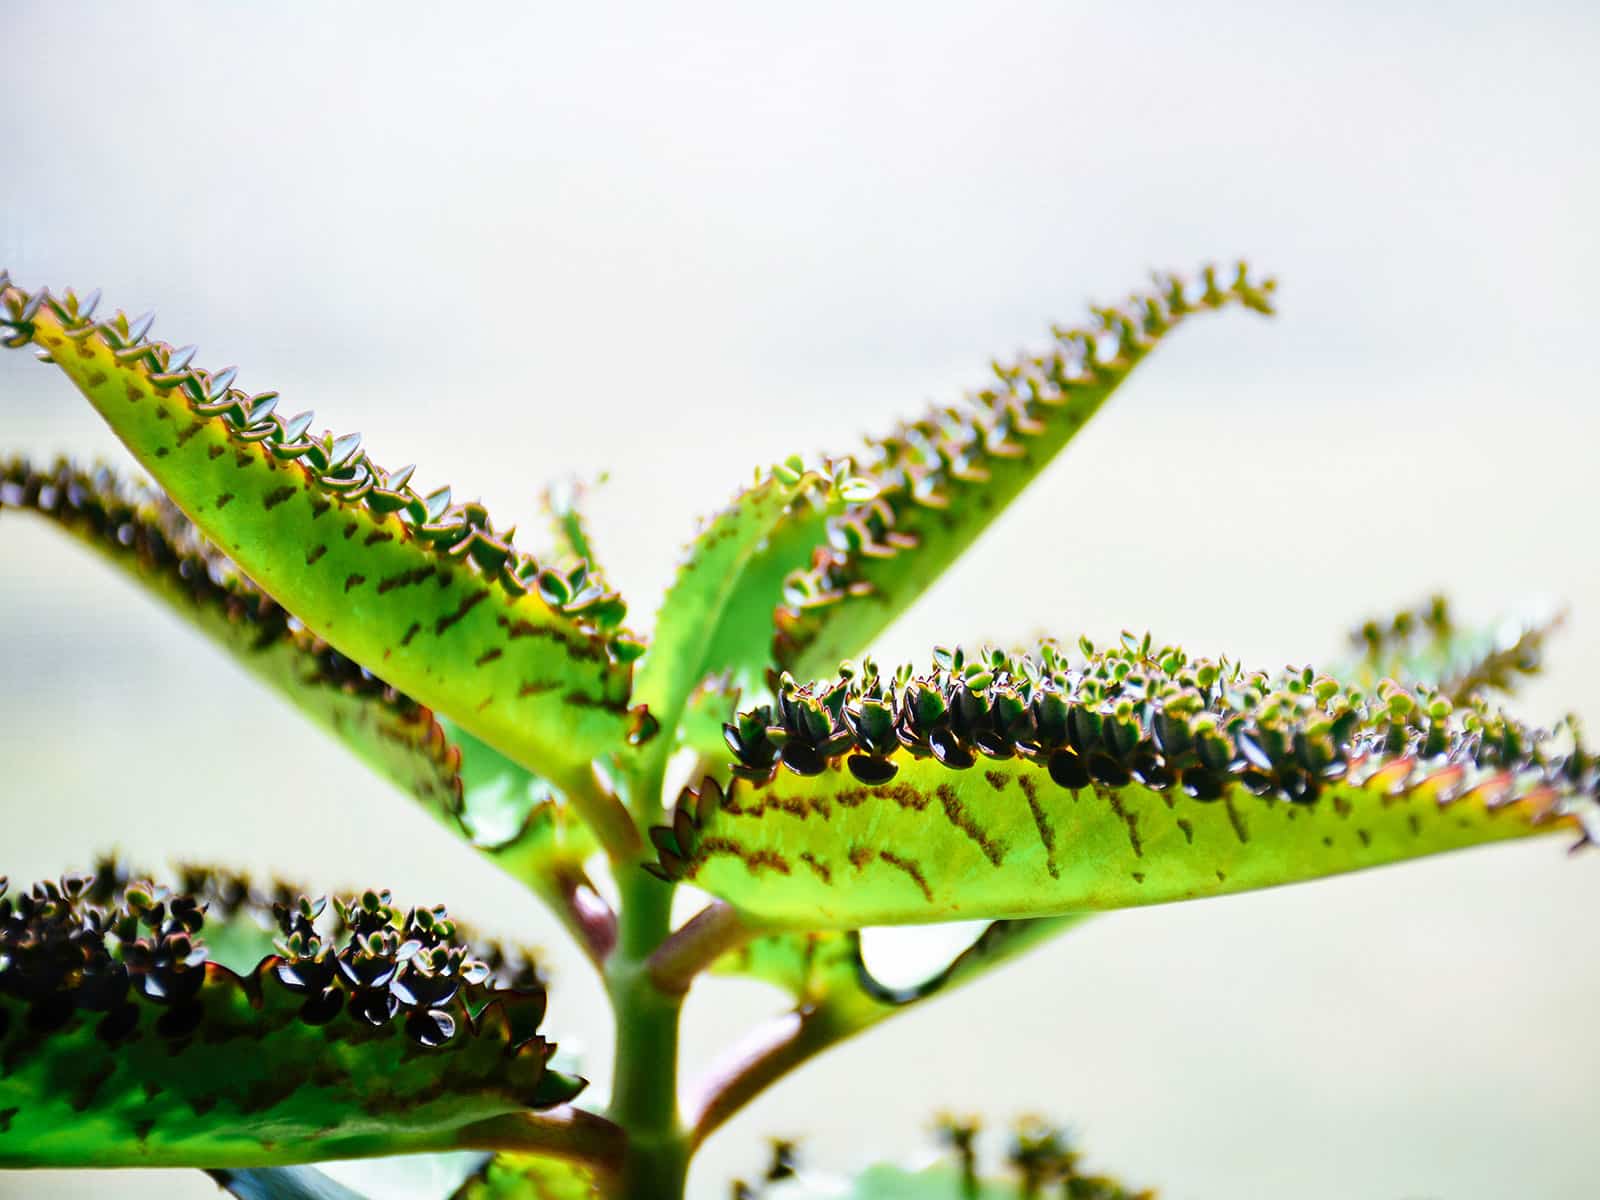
[0,263,1591,1199]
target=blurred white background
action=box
[3,2,1598,1197]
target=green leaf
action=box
[654,638,1597,928]
[1,284,648,797]
[774,265,1276,681]
[1,455,463,821]
[633,461,863,756]
[1338,593,1563,702]
[742,1118,1151,1200]
[1,459,607,935]
[451,1152,602,1198]
[0,869,585,1169]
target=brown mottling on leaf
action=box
[984,770,1010,792]
[937,784,1003,865]
[263,485,296,510]
[1224,795,1249,844]
[344,573,366,592]
[306,544,328,565]
[435,589,489,636]
[400,621,421,646]
[215,492,234,509]
[378,565,435,594]
[879,850,933,901]
[1107,794,1143,858]
[799,852,832,884]
[475,648,503,666]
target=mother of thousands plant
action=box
[0,263,1592,1200]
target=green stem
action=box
[604,866,688,1200]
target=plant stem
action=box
[604,866,688,1200]
[646,901,755,996]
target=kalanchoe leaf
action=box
[730,1116,1152,1199]
[655,637,1599,928]
[0,454,465,828]
[449,1152,604,1200]
[1338,593,1565,703]
[0,457,611,942]
[774,265,1276,681]
[635,459,871,760]
[0,283,645,797]
[0,869,582,1169]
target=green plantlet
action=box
[1,263,1592,1199]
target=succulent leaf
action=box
[0,458,604,926]
[655,639,1597,928]
[0,869,581,1168]
[774,265,1276,680]
[451,1152,602,1198]
[634,461,864,754]
[734,1117,1151,1199]
[1,285,646,797]
[1339,593,1563,702]
[1,455,464,821]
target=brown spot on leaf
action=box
[799,852,832,884]
[937,784,1003,865]
[207,445,224,460]
[1107,794,1143,858]
[400,622,421,646]
[476,648,503,666]
[215,493,234,509]
[377,566,435,594]
[879,850,933,901]
[344,573,366,592]
[306,544,328,565]
[363,530,393,547]
[263,485,296,510]
[435,589,489,636]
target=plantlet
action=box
[1,263,1591,1199]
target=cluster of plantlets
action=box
[0,262,1590,1198]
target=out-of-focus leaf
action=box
[450,1152,602,1199]
[1338,593,1563,702]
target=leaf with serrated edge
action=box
[1,288,643,797]
[1338,593,1564,703]
[0,870,585,1169]
[634,462,857,752]
[658,639,1597,928]
[0,459,601,926]
[0,456,464,824]
[775,265,1275,681]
